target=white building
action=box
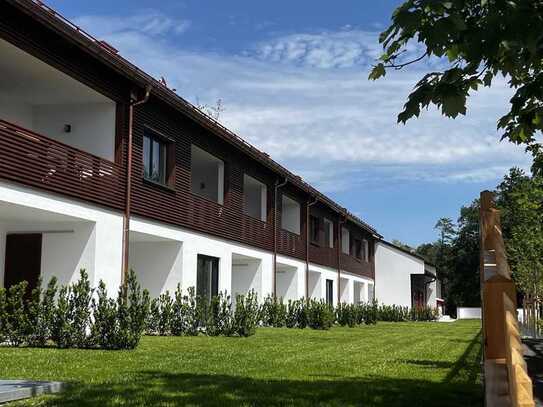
[0,1,440,310]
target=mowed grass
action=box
[0,320,482,406]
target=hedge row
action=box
[0,270,148,350]
[0,272,439,350]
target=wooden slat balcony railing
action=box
[0,119,126,210]
[309,244,338,269]
[277,228,305,259]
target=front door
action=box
[4,233,42,293]
[197,254,219,301]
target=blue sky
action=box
[47,0,530,246]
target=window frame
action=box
[353,238,363,260]
[190,144,225,205]
[325,279,334,306]
[309,215,320,245]
[243,173,268,222]
[281,193,301,235]
[362,239,369,262]
[341,227,350,255]
[142,127,175,188]
[323,218,334,249]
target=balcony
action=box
[0,119,125,209]
[0,38,124,209]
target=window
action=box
[363,239,369,262]
[341,227,350,254]
[368,284,375,302]
[281,194,301,234]
[143,130,168,185]
[243,174,267,221]
[191,145,224,204]
[326,279,334,306]
[323,218,334,248]
[353,239,362,260]
[197,255,219,302]
[309,215,320,244]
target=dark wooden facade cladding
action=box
[0,1,376,279]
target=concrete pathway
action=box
[0,380,63,404]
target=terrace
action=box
[0,38,124,210]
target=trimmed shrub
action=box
[184,287,200,336]
[233,290,259,337]
[260,295,286,327]
[0,287,6,344]
[115,270,150,349]
[27,277,57,347]
[409,305,438,321]
[307,299,334,330]
[205,292,234,336]
[5,282,29,346]
[376,304,409,322]
[157,291,173,336]
[91,280,118,349]
[336,303,357,327]
[71,270,93,348]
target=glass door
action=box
[197,254,219,301]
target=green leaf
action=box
[368,63,386,81]
[441,94,467,118]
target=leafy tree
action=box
[370,0,543,172]
[390,239,415,252]
[447,202,480,310]
[496,168,543,298]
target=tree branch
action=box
[384,52,429,70]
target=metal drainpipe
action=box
[337,213,347,305]
[121,85,151,288]
[305,197,318,299]
[273,178,288,297]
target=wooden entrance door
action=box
[4,233,42,292]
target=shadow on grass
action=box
[30,372,482,407]
[18,331,484,406]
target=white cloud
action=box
[249,30,439,70]
[73,11,191,39]
[72,13,532,193]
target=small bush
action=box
[115,270,150,349]
[91,280,117,349]
[409,305,438,321]
[0,287,6,344]
[157,291,173,336]
[234,290,259,337]
[307,299,334,330]
[5,282,29,346]
[204,292,234,336]
[260,295,286,327]
[71,270,93,348]
[27,278,57,347]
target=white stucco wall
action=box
[457,307,482,319]
[129,240,183,298]
[0,95,33,128]
[33,103,116,161]
[232,259,262,303]
[0,180,123,291]
[374,241,425,307]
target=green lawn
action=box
[0,320,482,406]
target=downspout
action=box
[121,85,151,287]
[273,178,288,297]
[305,197,318,299]
[337,212,347,304]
